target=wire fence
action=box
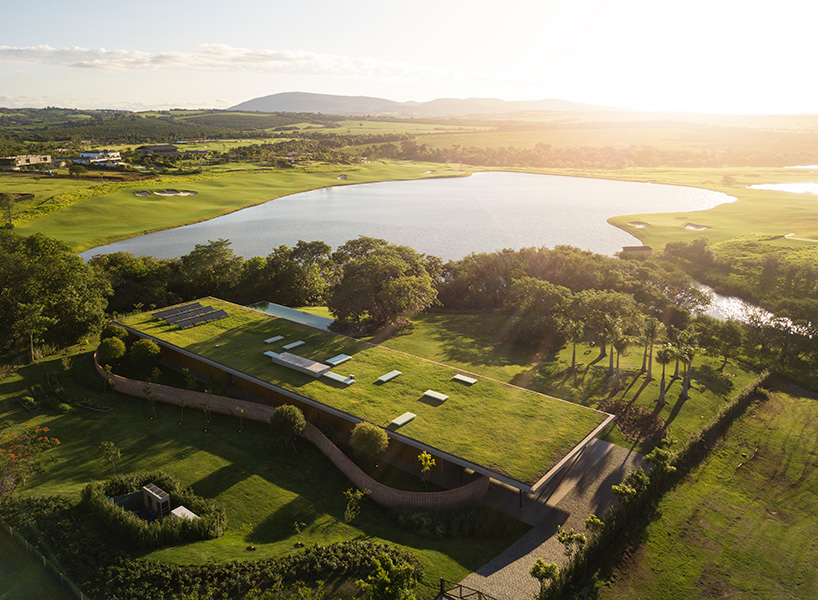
[0,520,91,600]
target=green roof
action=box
[120,299,610,488]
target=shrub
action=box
[350,422,389,463]
[129,339,161,377]
[100,324,129,343]
[97,337,126,367]
[391,502,523,538]
[270,405,306,445]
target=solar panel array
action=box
[152,303,228,329]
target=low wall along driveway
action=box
[94,352,489,509]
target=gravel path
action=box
[460,442,646,600]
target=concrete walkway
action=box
[461,441,646,600]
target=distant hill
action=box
[229,92,617,117]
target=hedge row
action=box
[540,369,772,600]
[391,501,523,539]
[81,470,227,549]
[0,494,423,600]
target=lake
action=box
[81,172,733,261]
[747,182,818,194]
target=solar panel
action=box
[211,309,228,321]
[165,314,183,325]
[177,319,194,329]
[189,315,206,325]
[201,311,219,323]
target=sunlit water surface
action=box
[81,172,733,261]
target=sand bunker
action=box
[685,223,710,231]
[628,221,650,228]
[134,190,198,197]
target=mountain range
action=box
[229,91,617,117]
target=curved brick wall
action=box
[94,352,489,509]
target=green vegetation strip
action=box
[600,385,818,600]
[120,300,608,486]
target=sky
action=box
[1,0,815,114]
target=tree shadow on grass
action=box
[248,497,321,544]
[694,364,736,397]
[425,313,536,369]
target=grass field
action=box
[599,383,818,600]
[0,344,522,598]
[120,300,608,487]
[15,161,470,252]
[0,536,75,600]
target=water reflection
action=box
[698,284,805,334]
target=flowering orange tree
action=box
[0,424,60,499]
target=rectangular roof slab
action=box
[264,335,284,344]
[282,340,305,350]
[326,354,352,366]
[452,374,478,385]
[391,412,416,427]
[378,370,402,383]
[271,352,330,377]
[423,390,449,402]
[323,371,355,386]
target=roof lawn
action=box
[119,299,609,487]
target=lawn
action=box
[0,344,523,598]
[16,161,470,252]
[598,383,818,600]
[0,536,75,600]
[375,311,759,453]
[119,300,609,488]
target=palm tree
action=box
[655,346,673,406]
[677,345,692,400]
[641,317,662,382]
[565,319,585,377]
[613,335,631,392]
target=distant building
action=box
[136,144,179,158]
[620,245,653,258]
[0,155,52,171]
[73,149,123,167]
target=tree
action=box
[176,239,243,301]
[1,231,109,359]
[655,346,673,406]
[641,316,662,381]
[269,404,306,447]
[530,558,558,597]
[97,337,126,367]
[98,441,121,475]
[612,333,631,392]
[329,239,437,327]
[343,487,370,524]
[505,277,571,349]
[355,553,416,600]
[350,422,389,463]
[584,514,605,536]
[418,451,435,489]
[16,302,56,363]
[573,289,639,359]
[564,319,585,378]
[556,525,587,557]
[100,323,129,343]
[130,338,161,377]
[68,164,88,177]
[0,192,13,228]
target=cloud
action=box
[0,43,477,84]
